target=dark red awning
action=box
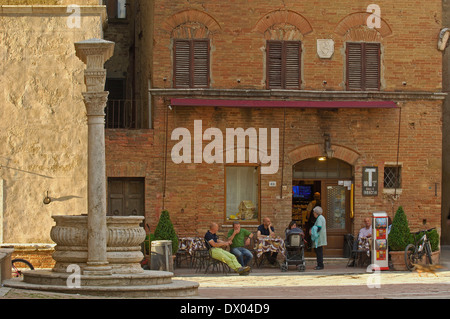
[170,98,397,109]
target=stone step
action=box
[3,278,199,298]
[20,270,175,287]
[304,257,350,265]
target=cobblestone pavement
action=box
[182,269,450,299]
[180,246,450,299]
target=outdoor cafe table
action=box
[255,237,286,258]
[178,237,208,270]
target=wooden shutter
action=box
[174,40,191,88]
[267,41,283,89]
[346,43,363,91]
[126,180,145,216]
[108,178,145,217]
[106,0,118,19]
[193,40,210,88]
[364,43,381,91]
[346,42,380,91]
[284,41,301,89]
[267,41,301,89]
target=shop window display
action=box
[226,166,259,222]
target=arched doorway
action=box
[292,157,354,257]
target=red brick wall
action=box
[10,247,55,269]
[106,98,442,238]
[151,0,442,92]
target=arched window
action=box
[166,10,221,89]
[254,10,313,90]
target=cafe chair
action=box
[193,248,211,273]
[346,236,370,268]
[202,240,231,275]
[175,239,192,268]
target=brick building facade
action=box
[105,1,445,256]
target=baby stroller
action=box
[280,231,306,272]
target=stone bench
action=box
[0,248,14,283]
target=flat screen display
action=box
[293,185,312,200]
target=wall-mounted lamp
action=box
[324,133,334,159]
[43,191,52,205]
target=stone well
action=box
[51,215,146,275]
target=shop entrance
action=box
[292,157,353,257]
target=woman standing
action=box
[310,206,327,270]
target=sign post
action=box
[362,167,378,196]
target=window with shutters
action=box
[266,40,302,89]
[173,39,210,88]
[346,42,381,91]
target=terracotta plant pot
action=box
[389,251,408,271]
[415,251,440,265]
[391,250,441,271]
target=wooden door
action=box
[322,181,351,257]
[108,178,145,217]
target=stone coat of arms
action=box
[317,39,335,59]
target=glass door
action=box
[322,181,351,257]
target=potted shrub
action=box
[389,206,412,270]
[151,210,179,271]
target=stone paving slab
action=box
[0,288,11,297]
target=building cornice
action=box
[0,5,107,23]
[149,88,447,101]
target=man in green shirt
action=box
[227,221,254,267]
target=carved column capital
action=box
[83,92,109,117]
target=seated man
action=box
[357,217,372,256]
[257,217,278,265]
[359,217,372,240]
[227,221,254,267]
[204,222,251,276]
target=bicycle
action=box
[404,228,435,271]
[11,259,35,278]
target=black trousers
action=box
[315,246,324,267]
[264,252,278,264]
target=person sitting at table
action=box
[205,222,251,276]
[356,217,373,258]
[257,217,278,266]
[227,221,254,267]
[359,217,372,240]
[285,221,305,241]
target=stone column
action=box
[75,39,115,276]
